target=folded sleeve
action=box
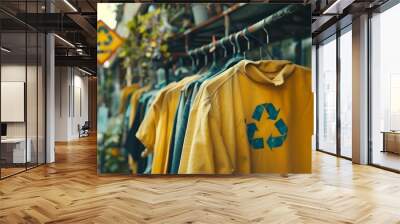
[136,101,158,152]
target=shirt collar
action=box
[240,60,295,86]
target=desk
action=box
[382,131,400,154]
[1,138,31,163]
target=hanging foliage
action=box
[99,4,195,174]
[119,6,174,73]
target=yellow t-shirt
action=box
[179,60,313,174]
[136,75,199,174]
[135,82,177,153]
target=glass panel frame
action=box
[0,22,28,178]
[317,34,337,155]
[0,0,47,180]
[315,25,353,161]
[370,3,400,172]
[339,26,353,159]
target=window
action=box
[317,36,337,154]
[339,28,352,158]
[390,74,400,130]
[0,0,47,179]
[371,3,400,171]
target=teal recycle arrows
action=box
[97,27,113,47]
[246,103,288,150]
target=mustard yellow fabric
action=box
[119,84,140,114]
[157,75,200,173]
[136,75,199,174]
[135,82,177,174]
[135,82,176,151]
[179,60,313,174]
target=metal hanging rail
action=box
[187,5,301,56]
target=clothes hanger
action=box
[234,32,242,58]
[189,52,196,73]
[202,33,244,81]
[174,57,191,80]
[243,20,273,60]
[262,20,274,60]
[216,36,230,67]
[243,28,251,60]
[193,48,207,75]
[191,49,200,74]
[229,34,236,56]
[197,46,207,71]
[197,46,212,74]
[194,49,200,68]
[202,46,208,67]
[221,32,244,70]
[211,43,217,68]
[221,37,228,58]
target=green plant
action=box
[119,6,173,73]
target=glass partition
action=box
[339,27,352,158]
[0,0,46,179]
[371,3,400,171]
[317,35,337,154]
[0,30,28,177]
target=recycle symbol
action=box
[97,26,113,49]
[246,103,288,150]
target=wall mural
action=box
[97,3,312,175]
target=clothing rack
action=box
[187,5,301,56]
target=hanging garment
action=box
[134,82,178,173]
[167,57,243,174]
[125,89,158,174]
[167,67,219,174]
[179,60,313,174]
[118,84,141,162]
[141,93,157,174]
[125,85,151,173]
[166,90,188,174]
[136,75,199,174]
[119,84,140,114]
[117,84,138,159]
[128,85,152,128]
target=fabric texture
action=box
[136,75,198,174]
[168,59,242,174]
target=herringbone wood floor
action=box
[0,135,400,224]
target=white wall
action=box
[1,65,37,137]
[54,66,89,141]
[1,65,26,141]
